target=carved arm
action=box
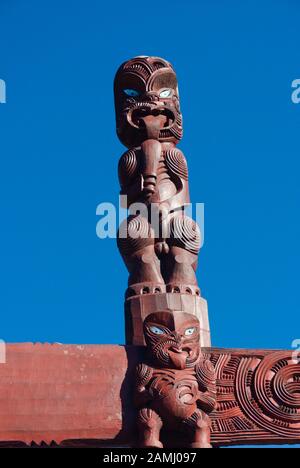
[134,363,154,408]
[140,139,161,199]
[195,358,217,414]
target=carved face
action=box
[144,311,201,369]
[114,56,183,148]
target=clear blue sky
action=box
[0,0,299,355]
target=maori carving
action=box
[114,56,201,299]
[134,311,217,448]
[0,345,298,446]
[209,349,300,445]
[112,57,300,448]
[0,56,298,452]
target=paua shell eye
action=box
[150,326,165,335]
[123,88,140,97]
[159,88,172,98]
[184,327,196,336]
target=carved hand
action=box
[141,139,161,199]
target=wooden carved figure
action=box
[135,310,216,448]
[114,56,201,298]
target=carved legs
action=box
[126,245,164,290]
[137,408,163,448]
[118,215,165,295]
[137,408,211,448]
[162,213,201,295]
[183,409,212,449]
[162,246,199,295]
[118,213,201,296]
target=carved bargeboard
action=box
[209,348,300,445]
[0,344,298,447]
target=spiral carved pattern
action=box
[196,359,217,393]
[203,350,300,444]
[165,149,188,180]
[136,363,153,388]
[236,353,300,437]
[117,215,153,256]
[118,149,139,188]
[170,215,201,254]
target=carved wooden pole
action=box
[114,56,210,347]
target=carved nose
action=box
[171,333,183,349]
[144,91,159,102]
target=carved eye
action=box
[184,327,196,336]
[150,326,164,335]
[159,88,172,98]
[123,88,140,97]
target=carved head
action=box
[143,311,201,369]
[114,56,183,148]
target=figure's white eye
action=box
[185,327,196,336]
[159,88,172,98]
[150,326,164,335]
[123,88,140,97]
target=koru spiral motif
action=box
[236,352,300,437]
[209,350,300,444]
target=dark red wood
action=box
[0,343,299,447]
[2,57,298,449]
[135,311,216,448]
[114,56,208,346]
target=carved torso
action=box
[118,144,190,210]
[144,366,200,423]
[151,155,177,203]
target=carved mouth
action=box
[168,351,188,369]
[168,347,189,369]
[169,345,190,354]
[128,106,175,130]
[170,347,183,353]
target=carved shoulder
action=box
[135,363,153,389]
[195,359,216,391]
[195,358,217,414]
[134,363,154,408]
[118,149,140,189]
[165,148,188,181]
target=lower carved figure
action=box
[134,310,216,448]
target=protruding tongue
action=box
[140,114,168,140]
[168,350,189,369]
